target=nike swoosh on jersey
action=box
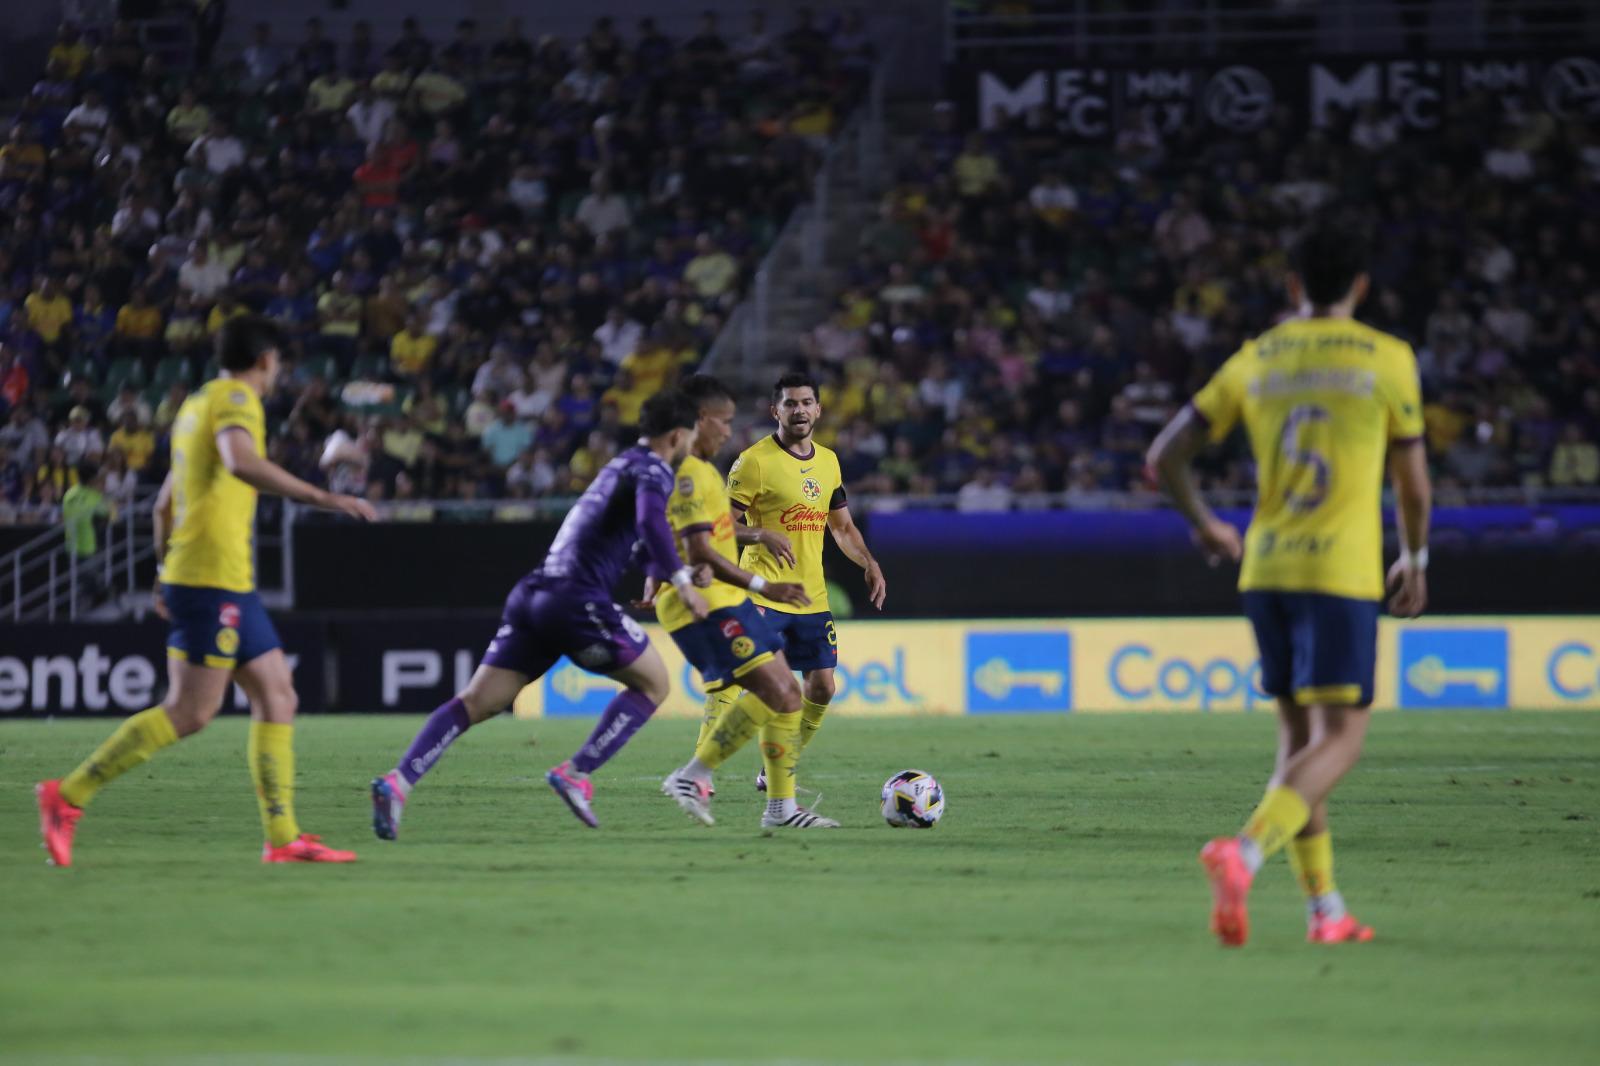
[799,466,813,472]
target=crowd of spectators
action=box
[790,96,1600,511]
[0,8,873,523]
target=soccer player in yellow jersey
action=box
[655,376,837,828]
[35,317,378,867]
[1149,225,1432,947]
[699,371,886,794]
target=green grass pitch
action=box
[1,712,1596,1066]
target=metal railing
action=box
[1,490,295,622]
[4,492,153,623]
[947,0,1599,60]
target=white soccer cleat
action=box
[760,806,840,829]
[662,770,715,826]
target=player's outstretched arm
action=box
[1147,406,1242,566]
[216,427,378,521]
[826,505,886,610]
[685,524,810,608]
[1386,440,1431,618]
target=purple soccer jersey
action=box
[482,445,685,678]
[539,444,684,592]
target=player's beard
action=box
[782,417,813,444]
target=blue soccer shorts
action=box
[757,607,838,674]
[1242,590,1380,708]
[670,599,784,692]
[163,584,282,670]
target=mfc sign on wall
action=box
[964,55,1600,138]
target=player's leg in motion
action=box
[1203,593,1378,946]
[1276,703,1374,944]
[798,670,835,753]
[666,652,837,828]
[545,644,673,828]
[371,664,529,840]
[755,612,836,792]
[36,658,226,867]
[236,650,356,863]
[696,688,737,757]
[754,669,835,793]
[1202,701,1370,947]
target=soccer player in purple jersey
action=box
[369,391,710,832]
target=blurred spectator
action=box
[108,411,155,473]
[1550,425,1599,487]
[55,406,103,466]
[957,468,1012,512]
[482,403,533,468]
[0,13,866,515]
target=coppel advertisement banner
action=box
[511,616,1600,718]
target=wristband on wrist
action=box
[747,574,768,594]
[1399,546,1429,571]
[670,566,694,589]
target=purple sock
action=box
[396,697,471,787]
[570,690,657,774]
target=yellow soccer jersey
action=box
[729,434,845,614]
[1191,317,1424,601]
[161,378,266,592]
[656,453,747,632]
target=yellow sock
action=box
[694,690,777,771]
[798,697,828,751]
[1288,831,1337,898]
[59,706,179,808]
[1240,785,1311,860]
[696,689,736,753]
[759,711,801,800]
[249,722,301,847]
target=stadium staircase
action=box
[2,505,156,623]
[705,52,909,391]
[0,495,293,623]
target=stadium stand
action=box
[785,92,1600,507]
[0,8,873,519]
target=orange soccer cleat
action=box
[262,833,358,864]
[1199,837,1255,947]
[1308,913,1375,944]
[36,780,84,867]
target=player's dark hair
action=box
[771,371,818,404]
[1293,223,1369,307]
[639,390,700,437]
[216,314,287,372]
[680,373,735,411]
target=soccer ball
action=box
[881,769,945,828]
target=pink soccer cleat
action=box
[263,834,358,863]
[1308,913,1375,944]
[36,780,83,867]
[1199,837,1255,947]
[546,761,598,828]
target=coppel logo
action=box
[831,648,924,707]
[1545,642,1598,700]
[674,649,925,710]
[1399,629,1508,709]
[966,631,1071,712]
[1108,645,1268,711]
[544,658,622,716]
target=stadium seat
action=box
[102,357,148,398]
[350,353,389,381]
[151,356,193,392]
